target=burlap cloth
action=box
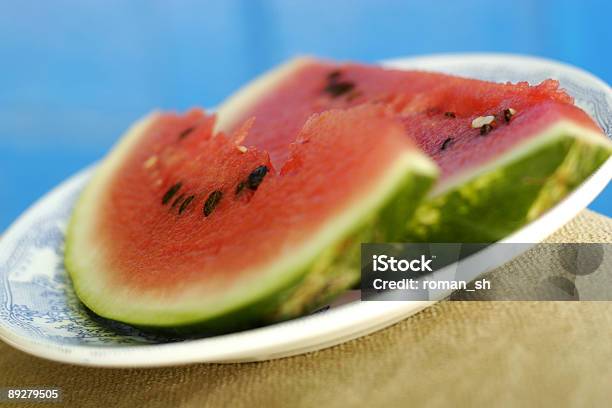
[1,209,611,407]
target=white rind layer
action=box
[432,119,612,196]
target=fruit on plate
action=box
[65,106,437,330]
[216,57,612,242]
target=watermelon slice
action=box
[216,57,612,242]
[65,106,436,330]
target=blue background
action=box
[1,0,610,231]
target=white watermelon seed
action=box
[471,115,496,128]
[143,155,158,169]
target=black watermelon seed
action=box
[204,190,223,217]
[178,127,195,140]
[441,137,453,151]
[327,70,342,81]
[247,165,269,190]
[235,181,246,195]
[324,81,355,98]
[178,195,195,214]
[480,124,493,135]
[171,193,186,208]
[444,112,456,118]
[162,182,182,205]
[503,109,514,123]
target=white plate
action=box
[0,53,610,367]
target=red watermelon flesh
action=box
[103,107,415,288]
[402,100,601,184]
[215,58,598,179]
[65,105,437,328]
[216,58,611,242]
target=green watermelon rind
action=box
[166,167,436,334]
[406,120,612,243]
[64,114,438,331]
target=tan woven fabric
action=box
[1,210,611,407]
